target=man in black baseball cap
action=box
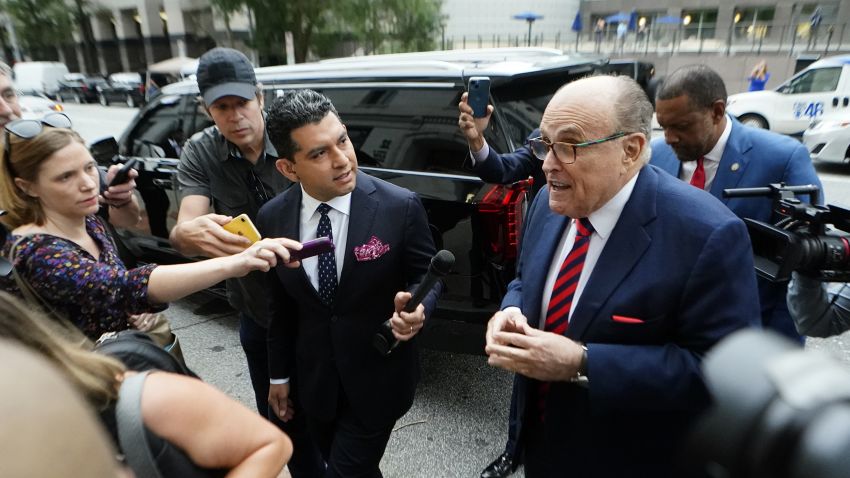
[171,47,322,477]
[196,47,258,105]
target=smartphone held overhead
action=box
[467,76,491,118]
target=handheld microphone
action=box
[373,249,455,356]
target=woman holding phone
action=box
[0,113,303,340]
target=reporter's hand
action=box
[177,214,252,257]
[458,92,494,152]
[101,164,138,207]
[268,383,294,422]
[231,237,303,275]
[389,291,425,341]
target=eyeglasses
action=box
[246,170,272,207]
[4,113,73,174]
[528,131,632,164]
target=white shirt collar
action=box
[300,184,352,217]
[585,171,639,240]
[703,115,732,163]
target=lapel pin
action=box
[731,163,740,172]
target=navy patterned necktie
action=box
[316,203,337,307]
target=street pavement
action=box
[62,102,850,477]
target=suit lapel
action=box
[338,172,378,288]
[567,167,656,340]
[280,188,316,293]
[709,119,752,201]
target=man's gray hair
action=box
[0,62,11,78]
[609,75,653,163]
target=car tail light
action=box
[477,178,532,260]
[81,85,88,92]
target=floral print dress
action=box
[2,215,166,340]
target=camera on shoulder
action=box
[724,183,850,282]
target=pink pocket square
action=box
[612,315,645,324]
[354,236,390,262]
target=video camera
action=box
[724,183,850,283]
[685,329,850,478]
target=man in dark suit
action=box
[485,74,761,477]
[258,89,440,477]
[651,64,823,343]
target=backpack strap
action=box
[116,371,164,478]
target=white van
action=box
[726,54,850,136]
[13,62,70,98]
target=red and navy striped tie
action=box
[537,217,594,420]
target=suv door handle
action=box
[152,178,172,189]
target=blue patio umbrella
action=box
[513,11,545,46]
[605,12,631,24]
[628,10,638,32]
[571,11,582,32]
[655,15,682,25]
[571,11,582,51]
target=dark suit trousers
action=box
[239,315,324,478]
[306,384,395,478]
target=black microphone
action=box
[373,249,454,356]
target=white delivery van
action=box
[726,55,850,136]
[13,61,70,98]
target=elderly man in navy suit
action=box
[651,64,823,343]
[258,89,440,478]
[485,75,760,477]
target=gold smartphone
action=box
[222,214,262,244]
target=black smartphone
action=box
[108,158,139,187]
[289,236,335,261]
[467,76,491,118]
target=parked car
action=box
[17,93,63,119]
[727,54,850,136]
[803,116,850,165]
[97,72,145,108]
[12,61,69,99]
[91,50,607,347]
[56,73,108,103]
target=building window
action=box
[733,7,775,40]
[681,9,718,40]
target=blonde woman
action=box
[0,290,292,477]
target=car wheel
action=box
[74,93,82,104]
[739,114,768,129]
[99,94,109,107]
[126,94,136,108]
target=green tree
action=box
[3,0,74,60]
[214,0,440,64]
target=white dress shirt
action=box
[298,185,351,290]
[535,173,638,328]
[469,141,491,166]
[678,115,732,191]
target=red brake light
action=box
[477,178,532,260]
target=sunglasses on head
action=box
[4,113,73,173]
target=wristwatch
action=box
[571,343,589,387]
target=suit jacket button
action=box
[330,315,338,323]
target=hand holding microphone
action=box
[373,250,454,355]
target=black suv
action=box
[97,48,607,346]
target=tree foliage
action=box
[3,0,74,57]
[225,0,441,64]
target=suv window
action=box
[126,96,186,156]
[783,67,842,94]
[268,85,477,175]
